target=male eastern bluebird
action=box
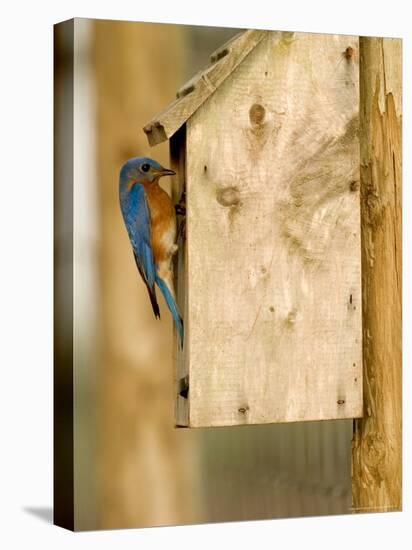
[119,156,184,346]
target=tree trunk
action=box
[93,20,198,529]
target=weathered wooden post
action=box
[352,36,402,513]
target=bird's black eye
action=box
[141,163,150,173]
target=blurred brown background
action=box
[55,18,353,531]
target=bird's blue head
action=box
[119,156,175,188]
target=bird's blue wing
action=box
[120,183,160,317]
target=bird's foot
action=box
[175,190,186,216]
[177,218,186,241]
[175,204,186,216]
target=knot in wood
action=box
[216,186,240,207]
[285,309,297,327]
[344,46,354,61]
[249,103,266,125]
[363,434,387,478]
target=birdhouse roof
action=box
[143,29,268,146]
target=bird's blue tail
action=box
[156,276,184,347]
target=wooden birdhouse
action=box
[143,29,363,428]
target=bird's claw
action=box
[175,190,186,216]
[177,219,186,241]
[175,204,186,216]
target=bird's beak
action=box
[154,166,176,178]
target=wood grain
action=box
[352,37,402,513]
[144,30,268,146]
[183,31,363,427]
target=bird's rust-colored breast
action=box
[143,182,176,265]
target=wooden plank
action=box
[144,29,268,146]
[170,125,189,426]
[185,31,362,427]
[352,37,402,513]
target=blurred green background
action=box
[54,18,352,531]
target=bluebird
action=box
[119,156,184,346]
